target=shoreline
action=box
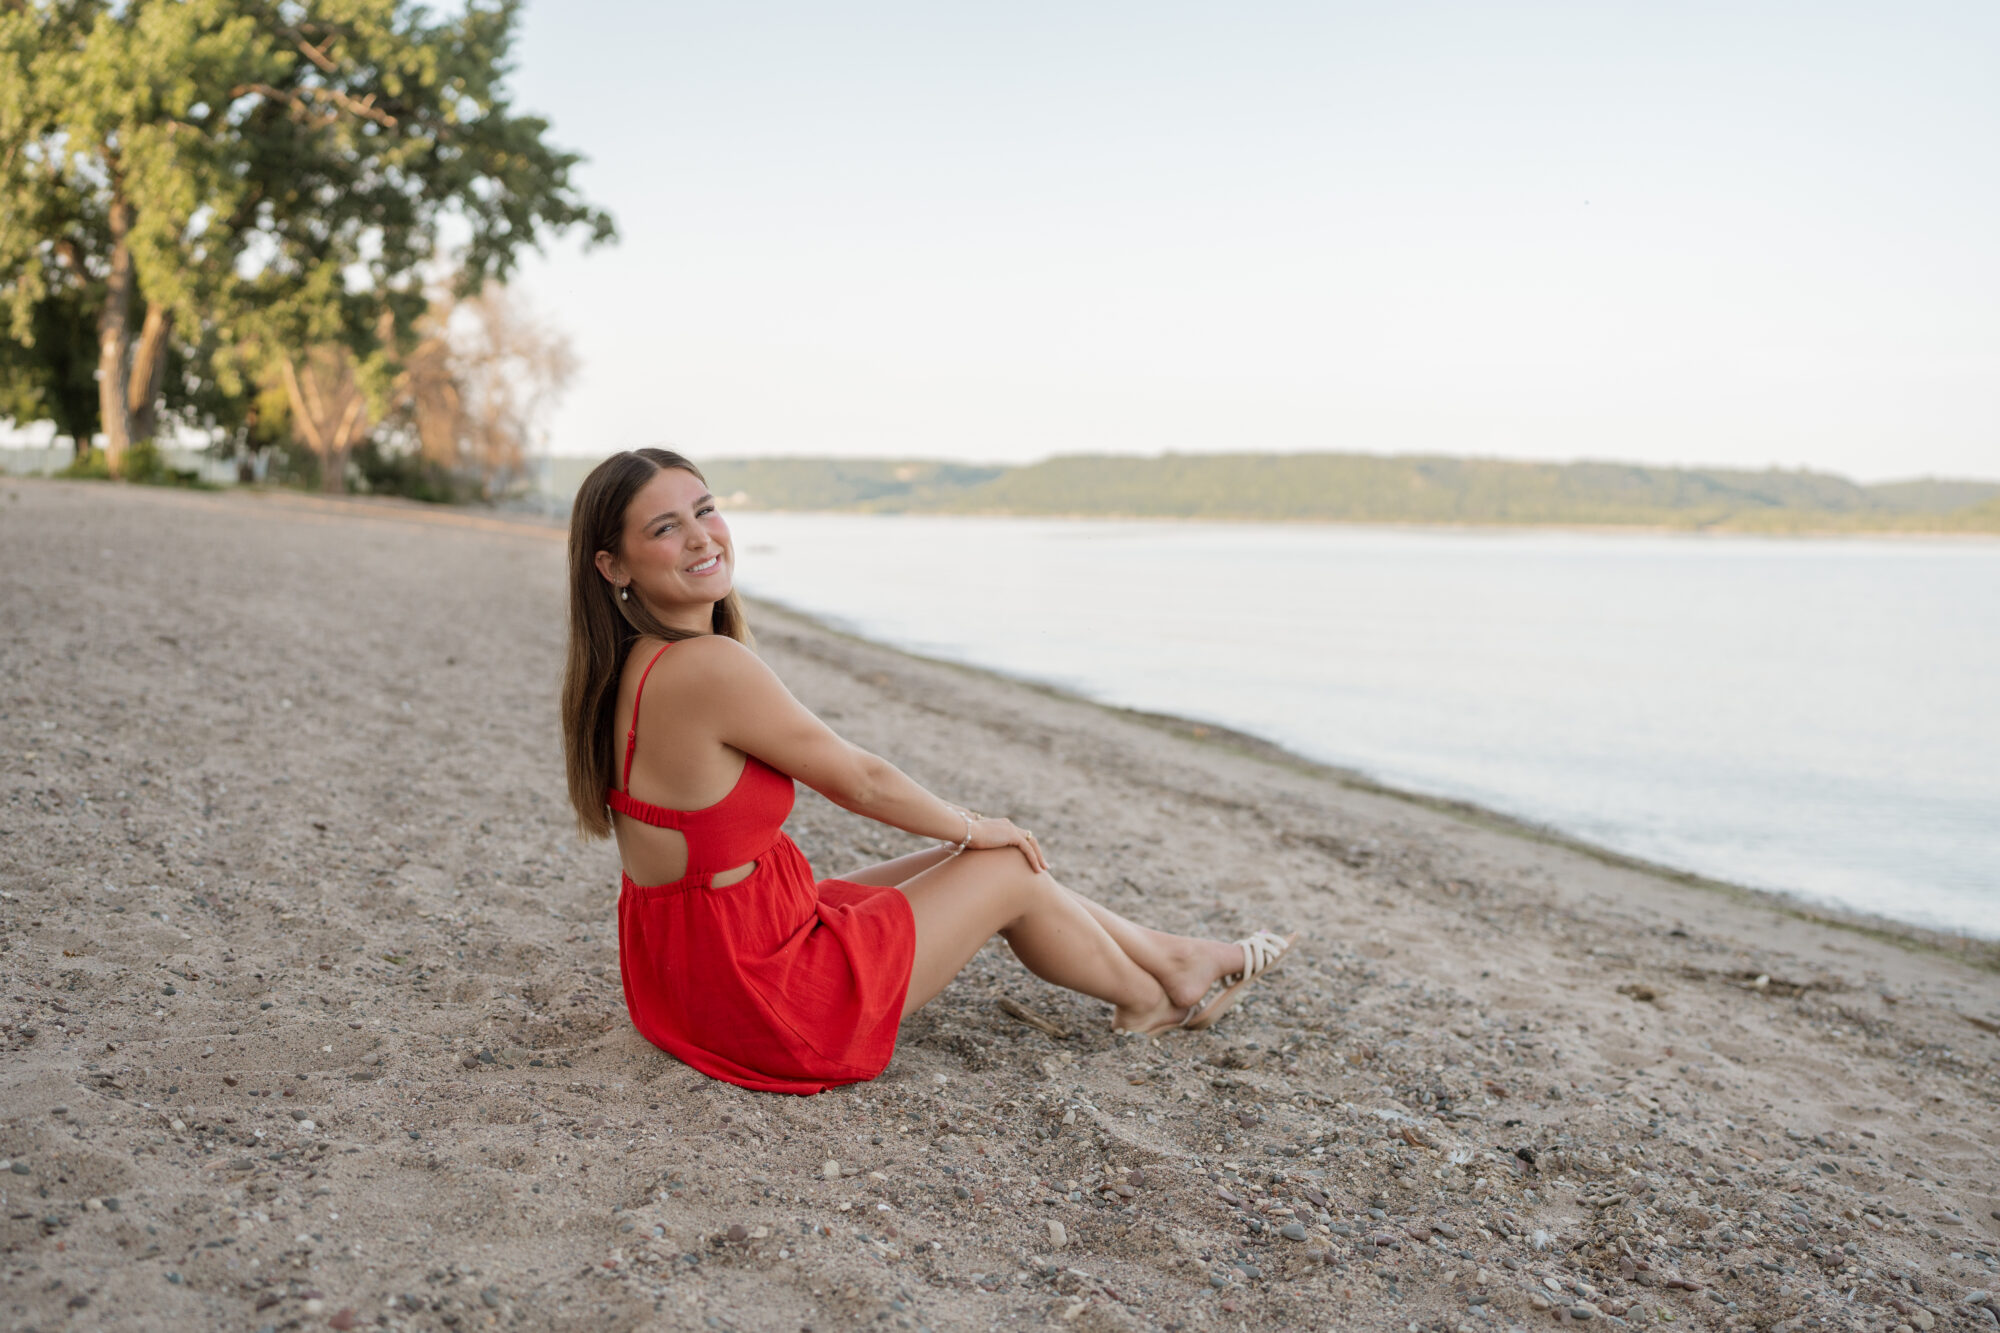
[1102,700,2000,968]
[743,587,2000,968]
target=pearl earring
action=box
[619,585,629,601]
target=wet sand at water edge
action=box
[2,480,1997,1333]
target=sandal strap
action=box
[1229,929,1290,983]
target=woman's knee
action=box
[967,852,1056,920]
[964,847,1045,883]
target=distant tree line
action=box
[692,454,2000,533]
[0,0,612,496]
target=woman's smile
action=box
[589,464,744,635]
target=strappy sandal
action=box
[1182,930,1298,1032]
[1116,1002,1203,1038]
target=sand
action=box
[2,479,1996,1333]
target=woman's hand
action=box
[966,816,1047,873]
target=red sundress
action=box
[609,641,917,1094]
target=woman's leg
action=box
[833,845,955,888]
[1062,890,1247,1010]
[846,847,1252,1020]
[891,848,1185,1030]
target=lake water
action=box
[727,512,2000,938]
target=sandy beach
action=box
[2,480,1996,1333]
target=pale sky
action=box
[509,1,2000,482]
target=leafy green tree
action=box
[0,286,97,451]
[0,0,613,479]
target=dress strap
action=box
[619,641,676,793]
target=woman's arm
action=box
[674,636,1046,870]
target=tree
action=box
[0,287,97,452]
[392,281,574,498]
[280,342,375,492]
[0,0,613,478]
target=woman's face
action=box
[596,467,735,629]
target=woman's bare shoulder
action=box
[622,633,743,670]
[648,633,757,673]
[630,634,767,703]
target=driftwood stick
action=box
[998,998,1070,1039]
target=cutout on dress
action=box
[616,818,688,886]
[613,814,757,889]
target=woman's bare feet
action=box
[1048,888,1290,1031]
[1111,993,1194,1035]
[1153,937,1253,1009]
[1114,933,1299,1033]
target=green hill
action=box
[698,457,1005,509]
[686,452,2000,533]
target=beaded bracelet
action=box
[945,807,979,858]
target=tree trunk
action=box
[127,303,173,442]
[326,393,366,494]
[96,194,134,474]
[279,349,367,495]
[279,354,332,492]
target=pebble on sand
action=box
[821,1159,841,1179]
[1047,1220,1067,1248]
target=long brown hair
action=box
[561,448,754,837]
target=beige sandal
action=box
[1182,930,1298,1031]
[1116,1007,1200,1037]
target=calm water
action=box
[728,512,2000,937]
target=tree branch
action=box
[230,83,398,129]
[223,182,267,235]
[331,391,367,455]
[127,303,172,421]
[294,36,341,75]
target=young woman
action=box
[560,449,1296,1094]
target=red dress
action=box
[609,641,917,1094]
